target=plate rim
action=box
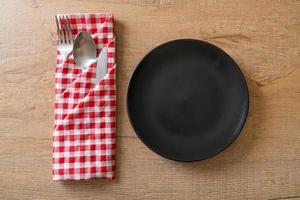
[126,38,249,162]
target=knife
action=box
[95,47,108,84]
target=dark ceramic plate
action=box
[127,39,249,161]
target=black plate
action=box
[127,39,249,161]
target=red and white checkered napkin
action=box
[53,13,116,180]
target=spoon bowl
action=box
[73,31,97,71]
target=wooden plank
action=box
[0,0,299,199]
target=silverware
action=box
[73,32,97,71]
[95,47,108,84]
[73,31,108,83]
[55,15,74,58]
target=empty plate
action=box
[127,39,249,161]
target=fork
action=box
[55,15,74,59]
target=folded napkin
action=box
[53,13,116,180]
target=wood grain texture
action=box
[0,0,299,199]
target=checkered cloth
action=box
[53,13,116,180]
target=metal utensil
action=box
[73,32,97,71]
[95,47,108,84]
[55,15,73,58]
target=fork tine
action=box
[55,15,62,44]
[62,16,71,44]
[59,15,68,44]
[55,15,60,30]
[65,16,74,42]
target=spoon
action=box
[73,31,97,71]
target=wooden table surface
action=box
[0,0,299,199]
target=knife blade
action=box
[95,47,108,85]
